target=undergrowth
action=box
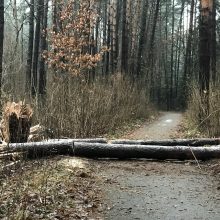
[186,85,220,137]
[32,74,153,138]
[0,74,153,219]
[0,157,103,219]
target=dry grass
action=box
[32,74,152,139]
[0,73,153,219]
[186,84,220,137]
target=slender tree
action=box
[39,0,49,96]
[136,0,148,78]
[32,0,43,96]
[183,0,195,106]
[121,0,128,73]
[148,0,160,100]
[0,0,4,101]
[26,0,34,94]
[211,0,216,82]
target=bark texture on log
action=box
[8,140,74,158]
[110,138,220,146]
[6,139,107,157]
[73,143,220,160]
[5,140,220,160]
[48,138,107,143]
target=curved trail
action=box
[98,112,220,220]
[126,112,183,140]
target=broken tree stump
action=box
[1,102,33,143]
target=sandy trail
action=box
[126,112,183,140]
[98,112,220,220]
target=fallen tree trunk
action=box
[73,143,220,160]
[8,140,74,158]
[5,141,220,160]
[6,138,106,150]
[47,138,107,143]
[110,138,220,146]
[6,139,107,157]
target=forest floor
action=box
[1,112,220,219]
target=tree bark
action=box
[5,140,220,160]
[8,138,107,149]
[199,0,213,116]
[72,143,220,160]
[32,0,43,96]
[136,0,148,78]
[169,0,175,108]
[211,0,216,83]
[0,0,4,101]
[9,113,32,143]
[39,0,48,96]
[121,0,128,73]
[151,0,160,99]
[7,139,107,157]
[26,0,34,94]
[110,138,220,146]
[183,0,195,107]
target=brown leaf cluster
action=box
[44,0,106,76]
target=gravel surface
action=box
[98,112,220,220]
[126,112,183,140]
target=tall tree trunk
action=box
[0,0,4,102]
[211,0,216,83]
[169,0,175,109]
[26,0,34,94]
[164,0,169,110]
[199,0,214,117]
[183,0,195,107]
[52,0,58,33]
[105,1,110,75]
[32,0,43,96]
[175,1,185,104]
[115,0,121,71]
[39,0,48,96]
[148,0,160,101]
[110,0,117,73]
[136,0,148,78]
[102,0,107,75]
[121,0,128,74]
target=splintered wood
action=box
[1,102,33,143]
[201,0,213,10]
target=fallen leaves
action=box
[0,157,104,219]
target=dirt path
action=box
[126,112,183,140]
[98,112,220,220]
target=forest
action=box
[1,1,220,219]
[0,0,219,138]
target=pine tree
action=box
[0,0,4,101]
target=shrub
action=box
[186,84,220,137]
[33,74,152,138]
